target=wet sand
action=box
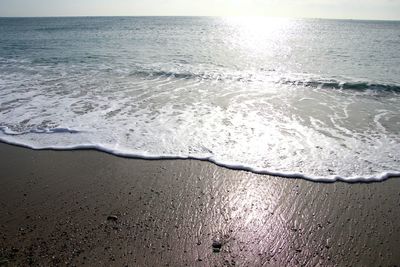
[0,142,399,266]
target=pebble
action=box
[212,240,222,249]
[212,240,222,253]
[107,215,118,221]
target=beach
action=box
[0,141,399,266]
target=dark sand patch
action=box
[0,142,399,266]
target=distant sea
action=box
[0,17,399,181]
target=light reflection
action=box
[215,172,294,261]
[221,17,297,59]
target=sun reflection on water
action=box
[221,17,298,60]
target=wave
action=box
[2,56,398,93]
[129,69,400,93]
[130,69,265,82]
[281,79,400,93]
[0,126,399,183]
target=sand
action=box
[0,142,399,266]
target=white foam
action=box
[0,126,82,135]
[0,131,399,183]
[1,58,400,182]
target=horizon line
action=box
[0,15,399,22]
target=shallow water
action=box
[0,17,399,181]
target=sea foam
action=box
[1,133,399,183]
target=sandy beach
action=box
[0,141,399,266]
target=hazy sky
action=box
[0,0,399,20]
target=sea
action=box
[0,16,399,181]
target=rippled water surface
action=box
[0,17,399,181]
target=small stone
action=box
[212,240,222,252]
[107,215,118,221]
[212,240,222,249]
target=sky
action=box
[0,0,399,20]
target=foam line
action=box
[0,134,398,183]
[0,126,82,136]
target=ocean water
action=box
[0,17,399,181]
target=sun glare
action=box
[222,17,296,58]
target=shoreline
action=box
[1,141,400,266]
[0,138,398,183]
